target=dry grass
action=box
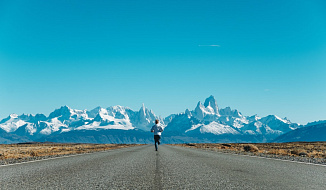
[0,143,142,160]
[172,142,326,158]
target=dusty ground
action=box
[0,143,142,160]
[172,142,326,159]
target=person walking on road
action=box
[151,119,164,151]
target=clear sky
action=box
[0,0,325,125]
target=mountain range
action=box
[0,96,323,144]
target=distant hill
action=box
[273,122,326,142]
[0,127,31,144]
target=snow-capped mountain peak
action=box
[48,105,89,122]
[193,96,220,121]
[219,107,242,118]
[86,106,102,118]
[247,114,261,122]
[48,105,72,120]
[259,115,291,124]
[0,95,305,144]
[203,95,219,114]
[185,109,192,118]
[133,104,160,131]
[139,103,147,117]
[0,114,27,132]
[9,113,18,118]
[96,108,109,119]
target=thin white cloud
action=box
[198,45,220,47]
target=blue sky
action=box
[0,0,325,124]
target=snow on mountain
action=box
[259,115,291,125]
[40,117,68,135]
[74,104,161,132]
[168,96,242,134]
[78,106,134,131]
[219,107,242,118]
[192,97,220,121]
[203,95,219,114]
[218,115,248,129]
[86,106,102,119]
[186,121,240,135]
[131,103,159,131]
[0,114,27,132]
[0,104,161,141]
[48,105,89,122]
[241,121,283,136]
[0,113,48,136]
[42,106,91,134]
[0,95,307,144]
[164,114,177,125]
[164,96,301,142]
[247,115,261,123]
[257,115,299,132]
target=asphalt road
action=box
[0,145,325,189]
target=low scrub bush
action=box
[243,144,259,152]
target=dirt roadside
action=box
[0,143,143,165]
[172,142,326,165]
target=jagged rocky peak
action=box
[0,95,306,144]
[18,113,46,122]
[99,107,109,116]
[203,95,219,114]
[0,114,17,124]
[259,115,291,124]
[193,101,205,120]
[107,105,130,120]
[93,107,116,122]
[86,106,103,118]
[16,113,32,121]
[185,109,192,117]
[108,105,128,112]
[139,103,146,115]
[192,96,221,121]
[138,103,156,119]
[48,105,89,121]
[132,103,161,131]
[9,113,18,118]
[49,105,72,119]
[247,114,261,122]
[219,106,242,118]
[33,113,47,121]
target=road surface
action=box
[0,145,325,189]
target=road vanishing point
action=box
[0,145,325,189]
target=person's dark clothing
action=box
[154,135,161,151]
[151,124,163,151]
